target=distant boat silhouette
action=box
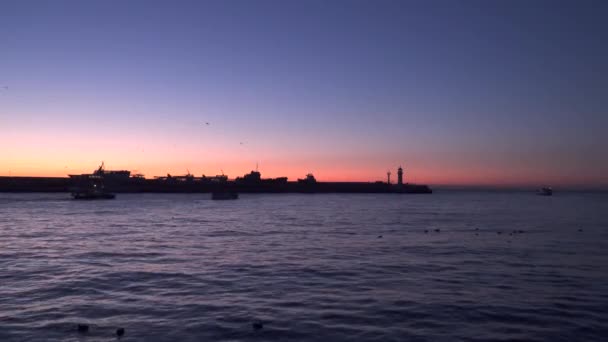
[72,185,116,200]
[537,187,553,196]
[69,162,117,200]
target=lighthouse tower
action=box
[397,166,403,185]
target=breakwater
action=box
[0,176,431,194]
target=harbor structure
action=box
[0,163,432,194]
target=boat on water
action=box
[72,189,116,200]
[212,191,239,200]
[71,183,116,200]
[69,163,117,200]
[537,187,553,196]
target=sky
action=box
[1,0,607,187]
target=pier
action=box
[0,166,431,194]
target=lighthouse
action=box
[397,166,403,185]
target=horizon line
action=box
[1,174,607,192]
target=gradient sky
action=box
[1,0,607,186]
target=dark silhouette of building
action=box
[398,166,403,185]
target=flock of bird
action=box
[202,121,245,146]
[375,227,585,240]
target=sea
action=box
[1,191,607,341]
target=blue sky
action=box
[1,0,607,186]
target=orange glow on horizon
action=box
[2,161,606,188]
[1,129,606,188]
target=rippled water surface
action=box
[1,192,607,341]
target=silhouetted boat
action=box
[537,187,553,196]
[298,173,317,184]
[72,188,116,200]
[69,164,116,200]
[211,191,238,200]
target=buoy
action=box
[252,322,263,331]
[377,235,383,238]
[77,324,89,333]
[497,231,502,235]
[116,328,125,337]
[434,229,440,232]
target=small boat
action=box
[71,184,115,200]
[537,187,553,196]
[72,190,116,200]
[212,191,239,200]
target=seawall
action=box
[0,177,432,194]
